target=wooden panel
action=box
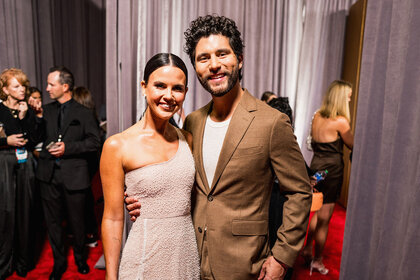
[338,0,367,208]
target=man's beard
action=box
[198,65,240,97]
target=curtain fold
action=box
[294,0,354,163]
[0,0,106,118]
[106,0,355,158]
[340,0,420,279]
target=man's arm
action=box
[269,113,312,267]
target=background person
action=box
[0,68,44,278]
[302,80,354,275]
[28,86,43,159]
[30,66,101,279]
[261,91,277,103]
[72,86,102,248]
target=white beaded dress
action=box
[119,128,200,279]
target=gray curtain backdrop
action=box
[0,0,105,114]
[340,0,420,279]
[105,0,356,140]
[295,0,354,162]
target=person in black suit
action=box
[29,66,101,280]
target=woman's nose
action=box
[163,88,174,99]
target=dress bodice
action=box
[124,128,195,219]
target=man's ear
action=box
[238,54,244,70]
[62,83,70,93]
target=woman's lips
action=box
[159,103,176,110]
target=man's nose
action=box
[209,56,221,71]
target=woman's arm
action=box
[100,135,125,280]
[336,117,354,149]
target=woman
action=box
[302,80,354,275]
[28,87,43,159]
[0,68,43,278]
[71,86,101,247]
[101,53,200,280]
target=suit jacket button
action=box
[198,227,202,233]
[208,195,213,202]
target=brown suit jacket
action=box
[183,90,312,279]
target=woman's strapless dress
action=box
[310,138,344,204]
[119,128,200,279]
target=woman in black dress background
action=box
[0,68,44,278]
[302,80,354,275]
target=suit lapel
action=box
[193,103,212,193]
[210,90,256,191]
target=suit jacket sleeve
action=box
[269,113,312,267]
[63,109,101,156]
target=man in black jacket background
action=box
[31,66,101,280]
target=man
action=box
[30,66,101,279]
[126,15,311,279]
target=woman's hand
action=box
[18,101,28,120]
[7,133,27,147]
[28,96,43,118]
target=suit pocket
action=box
[69,120,81,126]
[232,145,263,158]
[232,220,268,236]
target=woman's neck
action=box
[4,97,20,109]
[140,110,173,137]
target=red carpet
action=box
[7,238,105,280]
[7,172,106,280]
[7,202,345,280]
[292,203,346,280]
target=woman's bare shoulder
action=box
[102,133,126,159]
[103,125,138,154]
[104,123,142,148]
[335,116,350,128]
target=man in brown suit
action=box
[127,15,311,279]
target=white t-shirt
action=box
[202,115,231,188]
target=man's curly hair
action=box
[184,15,244,69]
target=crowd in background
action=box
[0,63,353,279]
[0,67,104,280]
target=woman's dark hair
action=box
[268,97,294,127]
[143,53,188,86]
[184,15,244,79]
[261,91,276,102]
[73,86,96,110]
[28,86,41,95]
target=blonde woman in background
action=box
[302,80,354,275]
